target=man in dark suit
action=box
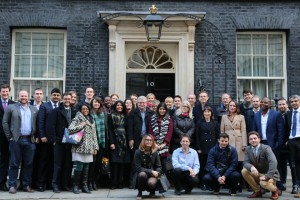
[244,95,261,134]
[242,131,281,200]
[47,92,76,193]
[0,84,14,191]
[253,97,285,154]
[239,89,253,116]
[285,95,300,198]
[36,88,61,192]
[127,95,154,188]
[193,91,215,125]
[2,90,38,194]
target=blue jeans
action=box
[8,138,36,188]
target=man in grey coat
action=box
[2,90,38,194]
[242,131,281,200]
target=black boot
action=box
[92,181,98,191]
[73,171,81,194]
[82,169,91,193]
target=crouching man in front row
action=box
[202,133,241,196]
[242,131,281,200]
[172,134,199,195]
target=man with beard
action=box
[36,88,61,192]
[239,89,253,116]
[3,90,38,193]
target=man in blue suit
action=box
[253,97,285,154]
[36,88,61,192]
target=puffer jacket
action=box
[69,111,99,154]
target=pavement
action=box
[0,182,297,200]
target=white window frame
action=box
[236,31,287,101]
[10,28,67,100]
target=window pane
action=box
[253,34,267,55]
[268,80,282,98]
[13,80,63,101]
[48,56,64,78]
[32,55,47,77]
[49,33,64,55]
[32,33,48,54]
[15,55,30,77]
[237,34,251,54]
[15,33,31,54]
[237,56,251,76]
[269,56,283,77]
[13,80,31,101]
[237,79,251,102]
[253,56,267,76]
[253,80,266,98]
[269,35,283,55]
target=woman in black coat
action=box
[133,134,162,199]
[108,100,130,189]
[195,106,220,188]
[171,101,195,153]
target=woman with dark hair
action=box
[68,103,99,194]
[220,100,247,171]
[88,97,108,190]
[133,134,162,199]
[108,100,130,189]
[124,98,134,115]
[149,102,173,174]
[195,106,220,189]
[171,101,195,153]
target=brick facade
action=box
[0,0,299,103]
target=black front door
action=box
[126,73,175,102]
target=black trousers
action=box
[36,142,53,188]
[172,168,199,191]
[0,133,9,184]
[288,138,300,185]
[52,143,72,188]
[202,171,241,192]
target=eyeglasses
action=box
[145,139,153,142]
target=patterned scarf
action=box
[111,113,127,157]
[151,114,170,155]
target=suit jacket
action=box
[37,101,55,139]
[285,110,299,140]
[220,114,247,161]
[243,144,279,180]
[46,103,76,143]
[2,103,38,141]
[253,109,285,152]
[0,98,15,141]
[127,107,154,149]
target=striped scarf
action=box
[151,114,170,155]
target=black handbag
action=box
[157,174,170,193]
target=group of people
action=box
[0,84,300,200]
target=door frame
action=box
[105,17,199,99]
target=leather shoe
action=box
[295,193,300,198]
[36,186,44,192]
[52,186,60,193]
[292,185,299,194]
[271,189,279,200]
[248,191,263,198]
[175,189,181,195]
[23,186,34,193]
[9,187,17,194]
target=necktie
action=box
[54,104,57,108]
[3,101,7,111]
[292,110,298,137]
[253,147,257,158]
[66,109,71,124]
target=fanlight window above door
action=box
[127,46,174,70]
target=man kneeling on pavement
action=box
[242,131,281,200]
[202,133,241,196]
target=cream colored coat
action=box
[220,114,247,161]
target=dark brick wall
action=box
[0,0,299,102]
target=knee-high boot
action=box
[82,168,91,193]
[73,171,82,194]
